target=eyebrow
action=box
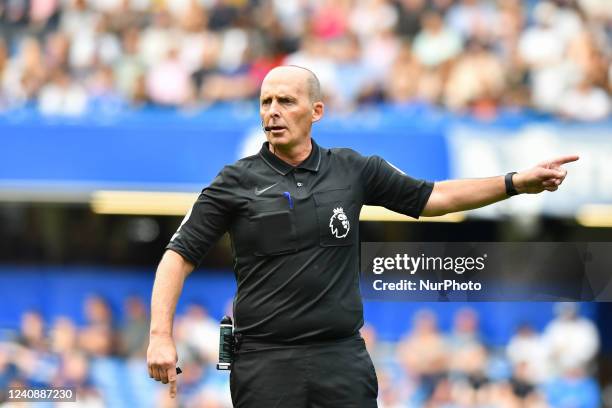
[260,94,297,102]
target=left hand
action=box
[514,155,579,194]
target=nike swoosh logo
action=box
[254,183,278,196]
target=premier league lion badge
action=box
[329,207,350,238]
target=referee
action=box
[147,65,577,407]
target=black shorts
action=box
[230,334,378,408]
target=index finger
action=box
[168,367,177,398]
[550,155,579,166]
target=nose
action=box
[266,98,280,118]
[268,101,281,118]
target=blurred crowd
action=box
[368,303,601,408]
[0,295,234,407]
[0,0,610,120]
[0,297,603,407]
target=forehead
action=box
[260,70,308,99]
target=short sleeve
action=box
[165,167,237,265]
[362,155,434,219]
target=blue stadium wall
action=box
[2,107,610,216]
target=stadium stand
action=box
[0,0,610,119]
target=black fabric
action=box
[167,139,434,343]
[230,334,378,408]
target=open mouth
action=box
[266,125,287,134]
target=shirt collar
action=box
[259,139,321,175]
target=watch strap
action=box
[505,172,519,196]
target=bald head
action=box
[262,65,322,103]
[259,65,325,154]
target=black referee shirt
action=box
[167,139,434,343]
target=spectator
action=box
[447,309,488,385]
[446,0,499,41]
[38,69,88,116]
[577,0,612,21]
[18,311,46,352]
[131,72,152,108]
[44,31,71,73]
[349,0,398,43]
[284,34,337,100]
[270,0,308,39]
[397,310,448,401]
[412,10,463,68]
[54,351,105,406]
[518,1,577,112]
[139,10,177,68]
[518,1,565,67]
[27,0,60,37]
[107,0,147,35]
[176,303,219,365]
[119,296,149,358]
[394,0,426,40]
[361,27,401,81]
[444,39,506,116]
[449,308,481,348]
[559,76,611,121]
[507,323,551,384]
[310,0,350,40]
[384,42,422,105]
[49,316,78,356]
[2,37,47,107]
[565,30,608,89]
[177,1,210,74]
[208,0,244,31]
[69,13,121,74]
[1,0,29,48]
[60,0,98,40]
[190,33,222,99]
[543,303,599,375]
[78,295,116,356]
[114,28,146,100]
[328,34,377,110]
[88,65,126,113]
[146,47,192,107]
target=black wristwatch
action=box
[505,172,519,196]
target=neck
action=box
[269,138,312,166]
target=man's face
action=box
[259,68,322,149]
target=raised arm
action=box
[422,155,579,217]
[147,249,195,398]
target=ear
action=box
[311,101,324,123]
